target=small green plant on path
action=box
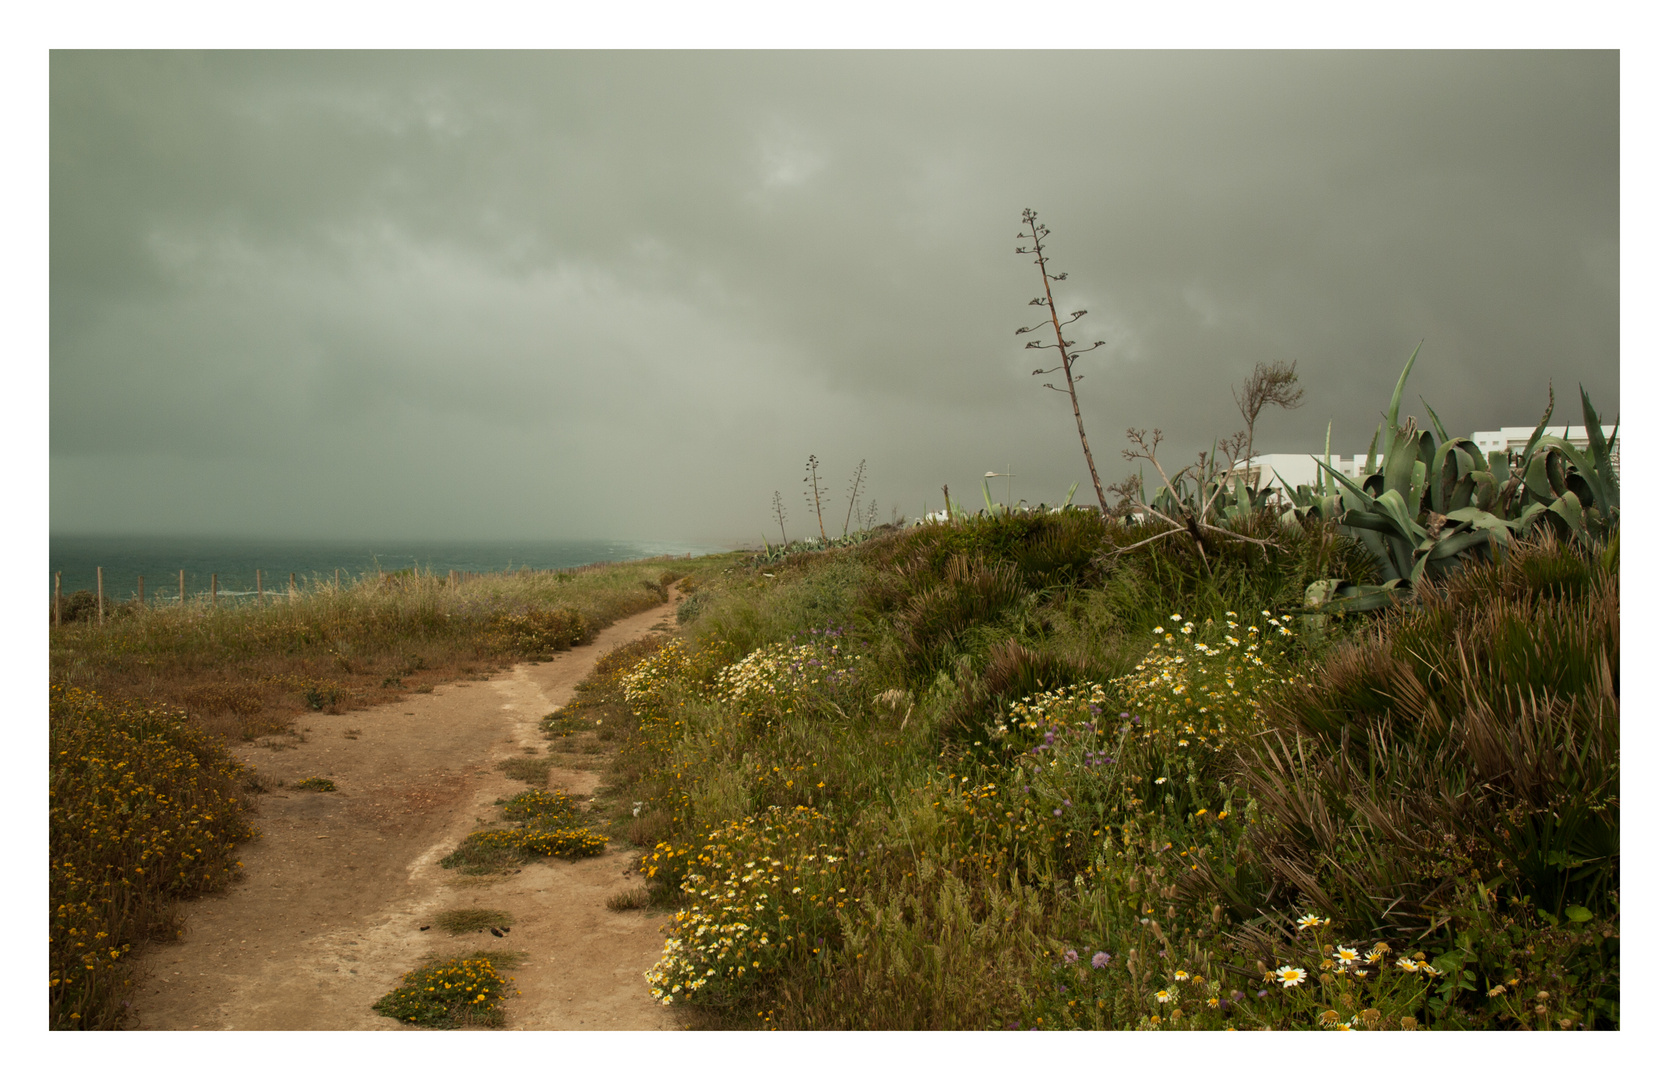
[293,776,336,791]
[433,908,513,935]
[372,953,521,1029]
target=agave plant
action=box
[1289,345,1619,613]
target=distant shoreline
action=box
[47,534,731,599]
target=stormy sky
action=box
[50,51,1619,546]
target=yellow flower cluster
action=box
[645,805,843,1007]
[463,824,606,859]
[50,685,258,1030]
[371,956,514,1028]
[500,788,578,822]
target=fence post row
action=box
[96,566,104,626]
[54,571,61,627]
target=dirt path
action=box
[134,595,683,1031]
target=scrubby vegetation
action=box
[49,557,711,1029]
[372,953,521,1029]
[600,507,1618,1030]
[48,558,712,743]
[50,686,259,1030]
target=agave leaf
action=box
[1523,449,1557,503]
[1524,382,1555,463]
[1322,419,1336,497]
[1371,489,1423,544]
[1318,584,1408,614]
[1304,578,1347,609]
[1467,470,1498,513]
[1279,475,1308,509]
[1064,480,1079,508]
[1579,386,1620,510]
[982,478,999,517]
[1429,526,1496,562]
[1488,449,1510,486]
[1408,459,1428,512]
[1417,428,1438,488]
[1545,490,1590,543]
[1370,342,1422,474]
[1421,396,1451,445]
[1444,506,1515,547]
[1382,419,1423,508]
[1317,457,1375,508]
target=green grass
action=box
[598,514,1618,1030]
[433,908,513,935]
[49,554,738,743]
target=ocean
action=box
[48,535,730,603]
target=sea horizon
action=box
[48,533,736,601]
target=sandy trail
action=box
[134,595,682,1031]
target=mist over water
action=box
[48,535,725,600]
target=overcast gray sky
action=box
[50,51,1618,546]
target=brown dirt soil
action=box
[132,594,684,1031]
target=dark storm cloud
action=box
[51,51,1617,543]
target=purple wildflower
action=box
[1063,949,1079,963]
[1091,952,1112,969]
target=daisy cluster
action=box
[645,805,845,1008]
[621,638,701,709]
[1115,611,1295,756]
[711,627,863,726]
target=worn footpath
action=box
[135,595,682,1031]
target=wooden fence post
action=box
[335,568,341,591]
[180,569,186,607]
[289,572,296,602]
[256,568,263,604]
[54,571,61,627]
[97,566,104,625]
[212,573,218,608]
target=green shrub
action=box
[50,686,257,1029]
[372,956,514,1028]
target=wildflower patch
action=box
[645,804,845,1009]
[372,956,515,1029]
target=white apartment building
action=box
[1246,424,1619,497]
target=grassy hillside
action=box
[596,515,1617,1030]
